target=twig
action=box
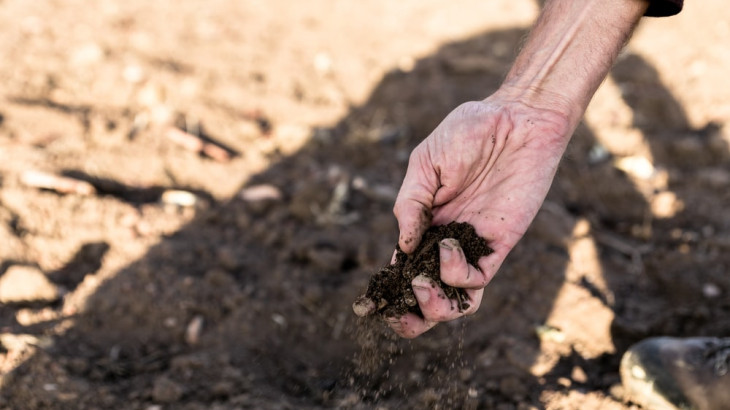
[20,170,96,196]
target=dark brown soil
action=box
[356,222,493,317]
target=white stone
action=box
[0,265,59,303]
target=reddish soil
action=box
[0,1,729,409]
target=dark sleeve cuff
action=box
[645,0,684,17]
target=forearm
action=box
[498,0,648,131]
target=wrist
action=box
[489,83,579,130]
[496,0,648,129]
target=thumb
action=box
[393,152,438,254]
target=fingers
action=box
[386,275,484,338]
[384,237,494,338]
[386,313,437,339]
[393,148,439,254]
[393,198,432,254]
[412,275,483,320]
[439,238,495,289]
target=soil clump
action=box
[354,222,493,317]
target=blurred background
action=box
[0,0,729,408]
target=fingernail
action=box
[412,285,430,303]
[439,238,459,262]
[412,275,432,303]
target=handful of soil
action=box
[353,222,493,318]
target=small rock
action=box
[459,368,473,382]
[535,324,566,343]
[204,269,236,287]
[20,170,96,196]
[587,143,611,164]
[571,366,588,384]
[71,43,104,66]
[313,52,332,75]
[0,333,52,351]
[185,315,204,345]
[651,191,683,218]
[271,313,287,327]
[614,155,656,180]
[499,375,528,400]
[211,381,235,398]
[137,83,167,109]
[219,246,244,270]
[123,65,145,84]
[609,383,625,400]
[152,377,184,403]
[240,184,282,202]
[0,265,60,303]
[161,190,198,207]
[703,283,722,299]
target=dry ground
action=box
[1,0,729,408]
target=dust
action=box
[346,317,475,408]
[347,222,488,407]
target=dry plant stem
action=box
[20,170,96,196]
[164,126,231,162]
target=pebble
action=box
[211,380,235,397]
[499,375,528,400]
[535,324,566,343]
[239,184,283,202]
[20,170,96,196]
[161,190,198,207]
[651,191,682,218]
[71,43,104,66]
[152,377,184,403]
[614,155,656,180]
[703,283,721,299]
[185,315,204,345]
[123,65,145,84]
[313,52,332,75]
[571,366,588,384]
[271,313,287,327]
[0,265,60,303]
[0,333,53,351]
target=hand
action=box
[389,93,572,338]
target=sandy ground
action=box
[0,0,729,408]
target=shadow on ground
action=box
[2,19,730,410]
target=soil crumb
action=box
[354,222,493,318]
